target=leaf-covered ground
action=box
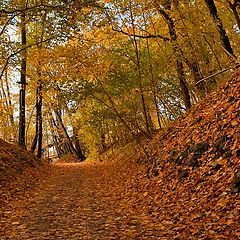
[0,158,239,239]
[0,71,239,239]
[0,140,49,218]
[1,161,176,240]
[102,71,240,239]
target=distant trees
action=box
[0,0,90,159]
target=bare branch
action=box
[111,26,170,41]
[195,63,240,85]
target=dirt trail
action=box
[0,162,162,240]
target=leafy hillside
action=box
[0,140,50,214]
[101,71,240,239]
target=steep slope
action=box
[102,71,240,239]
[0,140,50,214]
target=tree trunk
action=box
[31,131,38,153]
[18,12,27,148]
[30,76,43,158]
[154,6,191,110]
[204,0,235,57]
[227,0,240,30]
[153,93,161,129]
[0,75,13,141]
[36,79,43,159]
[54,109,84,161]
[48,115,61,158]
[4,70,15,129]
[177,61,192,110]
[129,2,151,135]
[72,126,85,161]
[145,36,162,129]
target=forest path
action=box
[1,161,161,240]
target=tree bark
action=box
[54,109,85,161]
[72,126,85,161]
[30,72,43,158]
[18,11,27,148]
[48,115,61,158]
[227,0,240,30]
[129,2,152,135]
[4,69,14,127]
[155,6,191,110]
[204,0,235,57]
[36,78,43,159]
[145,36,162,129]
[0,71,15,134]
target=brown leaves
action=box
[99,72,240,239]
[230,119,238,127]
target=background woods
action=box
[0,0,239,159]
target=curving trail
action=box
[0,162,162,240]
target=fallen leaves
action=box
[99,72,240,239]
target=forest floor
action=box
[1,160,182,240]
[0,71,240,239]
[0,156,239,240]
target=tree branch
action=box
[111,26,170,41]
[0,37,55,80]
[0,13,19,36]
[0,3,66,16]
[195,63,240,85]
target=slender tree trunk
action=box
[153,93,161,129]
[4,69,14,127]
[48,113,61,158]
[52,110,64,140]
[129,1,151,135]
[204,0,235,57]
[131,100,147,135]
[36,79,43,159]
[176,5,206,96]
[30,78,43,156]
[145,35,162,129]
[45,123,50,158]
[72,126,85,161]
[0,74,12,134]
[54,109,85,161]
[93,80,151,162]
[31,130,38,153]
[202,34,222,70]
[177,60,191,110]
[154,5,191,110]
[227,0,240,30]
[18,12,27,149]
[54,84,85,160]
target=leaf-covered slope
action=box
[104,71,240,239]
[146,69,239,184]
[0,140,49,213]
